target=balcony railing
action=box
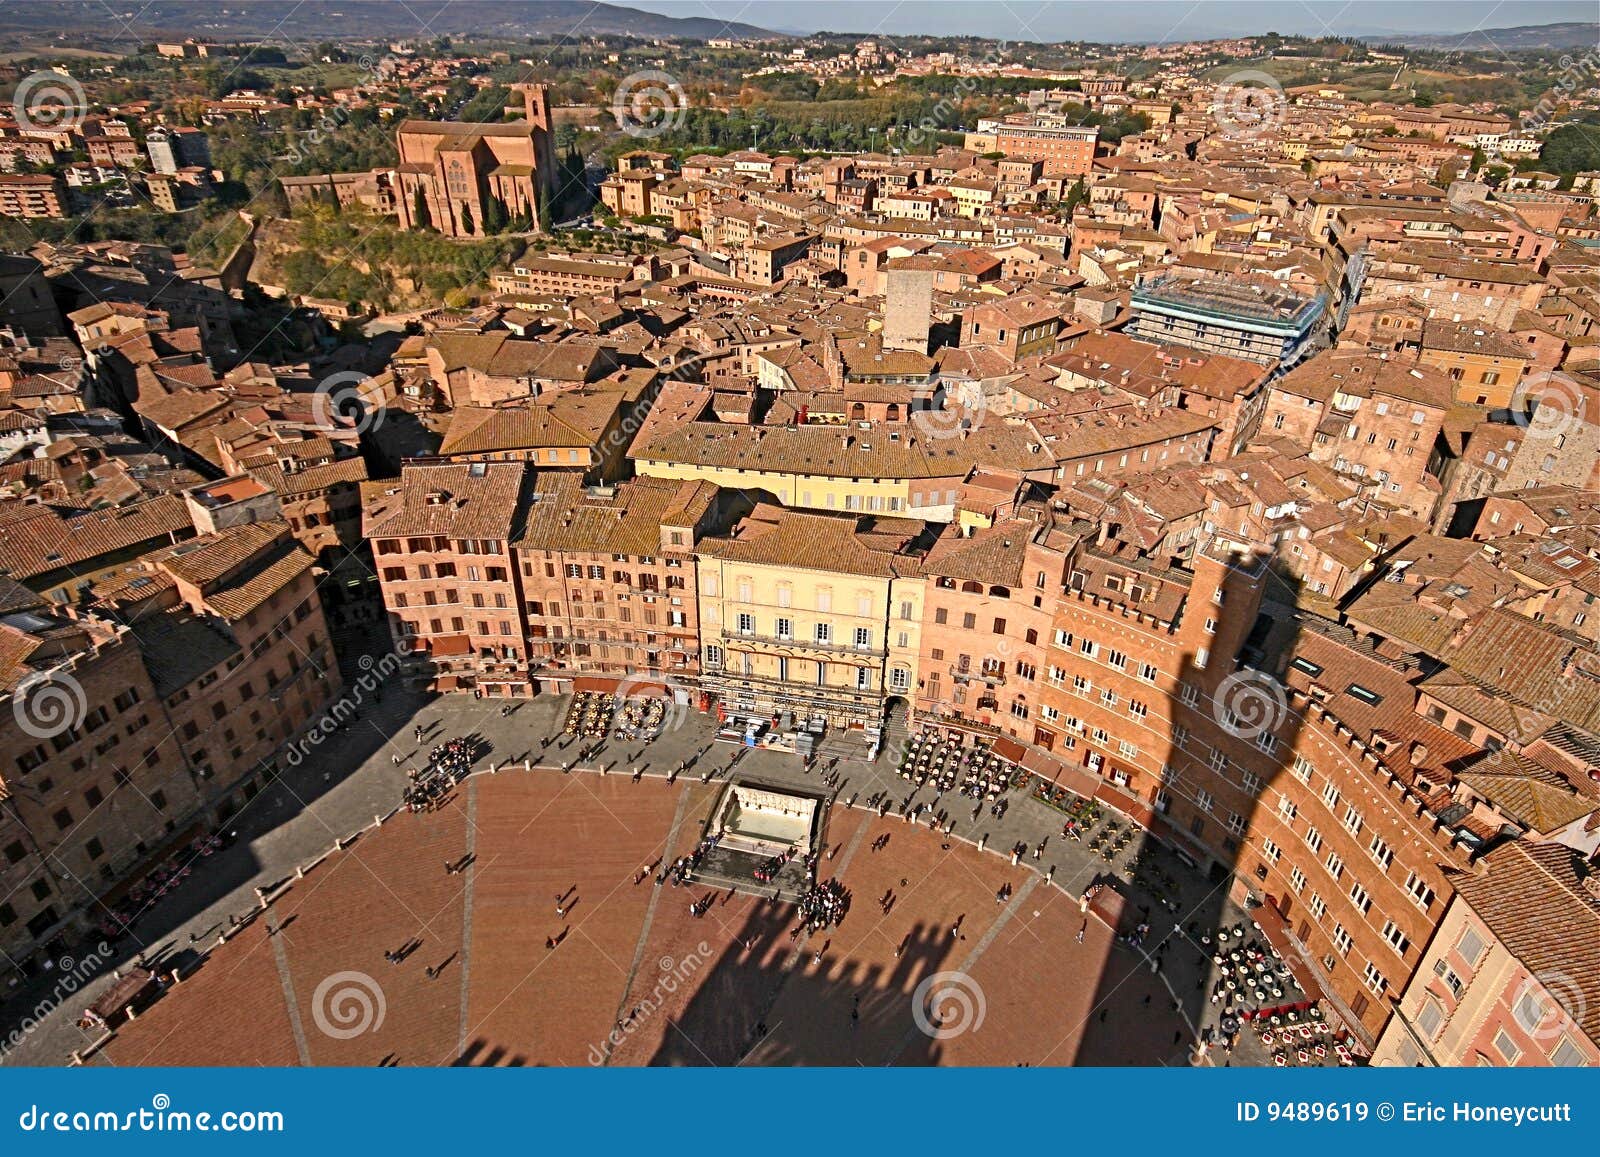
[723,631,884,658]
[950,665,1007,685]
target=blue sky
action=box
[626,1,1598,42]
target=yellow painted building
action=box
[1416,321,1531,409]
[694,504,929,728]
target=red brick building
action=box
[514,475,722,691]
[367,462,532,696]
[393,83,555,238]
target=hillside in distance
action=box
[1359,21,1600,51]
[0,0,777,44]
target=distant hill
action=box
[1358,21,1599,51]
[0,0,777,44]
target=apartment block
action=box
[696,505,930,728]
[366,462,532,696]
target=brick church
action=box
[394,82,556,238]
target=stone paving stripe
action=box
[455,775,480,1058]
[604,780,696,1065]
[267,917,313,1066]
[882,872,1042,1065]
[828,806,877,878]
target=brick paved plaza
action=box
[96,771,1197,1066]
[6,688,1254,1067]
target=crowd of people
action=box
[797,879,849,931]
[752,850,792,884]
[659,838,715,887]
[404,737,474,813]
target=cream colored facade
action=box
[695,538,923,728]
[949,183,997,219]
[635,454,921,517]
[1372,892,1600,1068]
